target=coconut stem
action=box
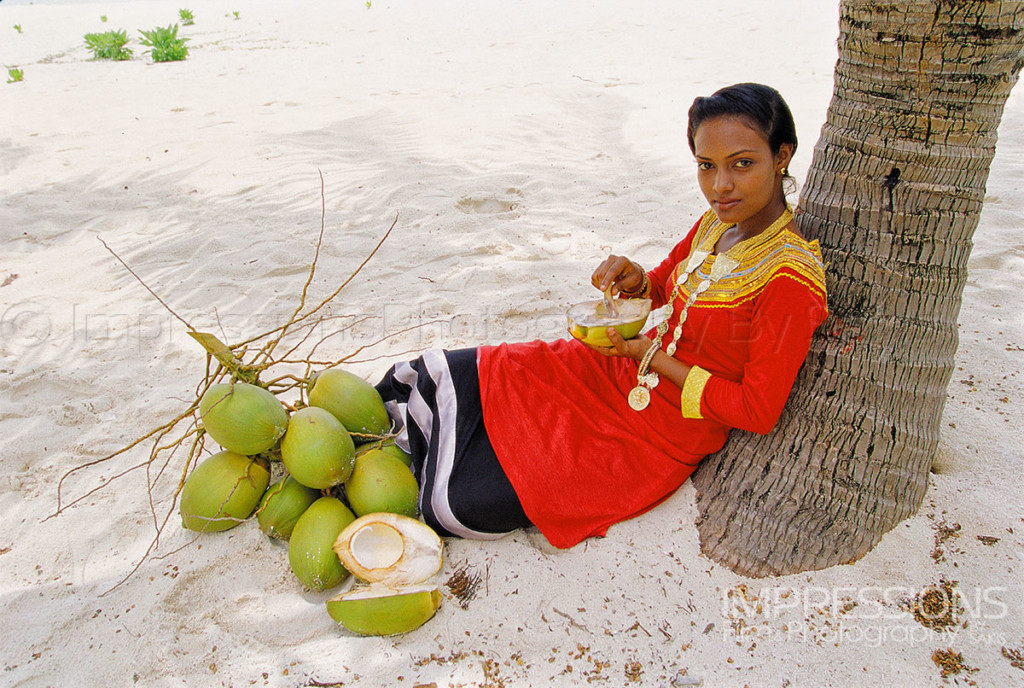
[66,181,401,594]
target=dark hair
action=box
[686,83,797,158]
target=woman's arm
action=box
[590,216,705,307]
[606,275,825,434]
[602,329,693,388]
[680,277,827,434]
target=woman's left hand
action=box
[580,328,653,360]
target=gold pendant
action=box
[628,385,650,411]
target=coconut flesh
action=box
[328,513,443,635]
[335,513,441,587]
[351,521,405,569]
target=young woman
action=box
[375,83,828,548]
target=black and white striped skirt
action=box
[375,348,532,539]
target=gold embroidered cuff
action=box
[680,365,712,419]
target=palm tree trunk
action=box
[691,0,1024,577]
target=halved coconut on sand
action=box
[327,513,443,636]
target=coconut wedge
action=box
[327,583,441,636]
[328,513,443,635]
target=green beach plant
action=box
[84,30,133,61]
[232,11,241,20]
[7,67,24,83]
[14,24,23,33]
[100,15,108,23]
[179,9,195,26]
[139,24,189,62]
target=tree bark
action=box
[691,0,1024,577]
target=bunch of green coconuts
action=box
[178,369,443,636]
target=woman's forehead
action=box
[693,115,770,155]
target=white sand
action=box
[2,1,1022,686]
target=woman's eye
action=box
[697,162,713,171]
[735,159,753,169]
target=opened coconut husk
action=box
[328,512,443,635]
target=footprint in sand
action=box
[455,189,524,215]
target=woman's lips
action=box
[715,198,740,211]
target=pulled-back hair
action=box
[686,83,797,157]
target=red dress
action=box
[477,210,828,548]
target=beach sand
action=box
[1,1,1022,686]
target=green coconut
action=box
[179,451,270,532]
[356,438,412,467]
[327,512,443,636]
[280,406,356,489]
[566,298,652,348]
[288,496,356,591]
[256,476,321,540]
[199,382,289,455]
[327,585,441,636]
[308,369,391,437]
[344,449,419,518]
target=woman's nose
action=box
[714,169,733,193]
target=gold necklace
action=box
[627,207,794,411]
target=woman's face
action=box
[692,115,792,229]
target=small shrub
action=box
[84,29,133,61]
[7,67,24,83]
[100,15,108,23]
[139,24,189,62]
[232,11,240,20]
[179,9,195,26]
[14,24,23,34]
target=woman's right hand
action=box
[592,255,644,296]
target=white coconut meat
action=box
[332,581,437,601]
[566,298,650,327]
[333,512,442,588]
